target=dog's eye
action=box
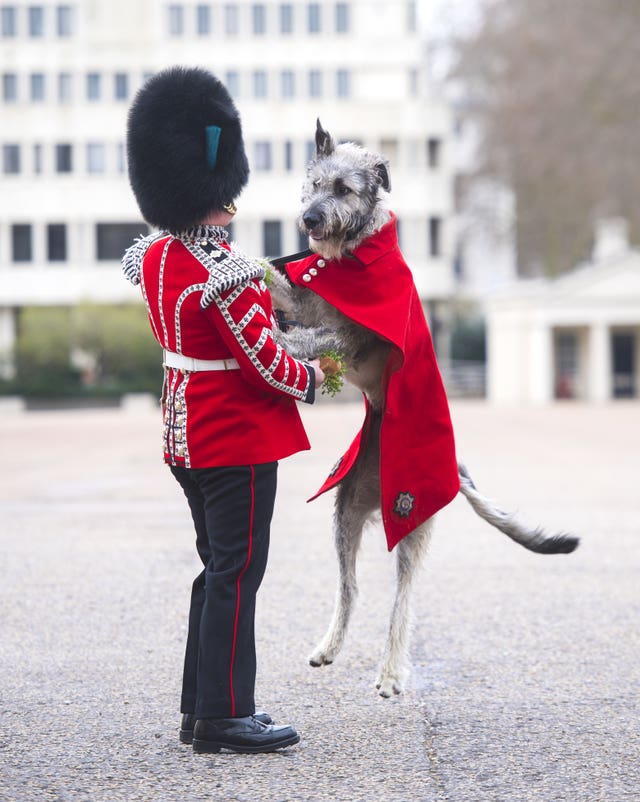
[338,185,351,196]
[312,179,321,189]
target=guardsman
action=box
[123,66,324,754]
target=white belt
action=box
[163,350,240,372]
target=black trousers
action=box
[170,462,277,719]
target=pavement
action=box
[1,397,639,802]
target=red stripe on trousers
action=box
[229,465,255,717]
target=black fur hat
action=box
[127,66,249,231]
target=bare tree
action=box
[447,0,640,276]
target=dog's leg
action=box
[308,476,370,668]
[308,423,383,669]
[376,520,433,697]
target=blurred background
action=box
[0,0,638,406]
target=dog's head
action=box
[299,120,391,259]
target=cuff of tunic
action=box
[302,365,316,404]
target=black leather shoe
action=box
[192,715,300,754]
[179,711,273,744]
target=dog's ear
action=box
[315,119,335,157]
[375,159,391,192]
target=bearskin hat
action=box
[127,66,249,231]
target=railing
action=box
[440,360,487,399]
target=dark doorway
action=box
[611,333,636,398]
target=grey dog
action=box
[269,121,579,697]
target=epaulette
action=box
[178,240,266,308]
[122,232,165,285]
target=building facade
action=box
[487,220,640,404]
[0,0,456,376]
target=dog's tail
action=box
[457,463,579,554]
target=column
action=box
[528,322,553,404]
[588,322,611,402]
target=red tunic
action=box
[285,215,460,551]
[123,227,312,468]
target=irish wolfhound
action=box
[269,120,578,698]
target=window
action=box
[196,4,210,34]
[253,70,267,99]
[335,2,349,32]
[612,332,636,398]
[96,223,146,261]
[284,140,293,171]
[56,5,72,36]
[308,3,321,33]
[12,224,32,262]
[554,331,579,399]
[428,216,442,257]
[33,143,43,173]
[168,4,184,36]
[87,72,101,101]
[336,69,350,98]
[263,221,282,257]
[2,72,17,102]
[30,73,45,102]
[55,144,73,173]
[453,242,464,281]
[87,142,105,174]
[254,141,272,171]
[58,72,72,102]
[47,224,67,261]
[252,3,266,34]
[281,70,295,99]
[280,3,293,33]
[406,0,417,33]
[1,6,16,36]
[115,73,129,101]
[305,140,315,163]
[224,4,238,34]
[225,70,239,97]
[427,138,441,169]
[28,6,44,36]
[2,144,20,174]
[308,69,322,98]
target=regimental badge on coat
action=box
[393,491,415,518]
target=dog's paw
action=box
[308,645,335,667]
[375,674,404,698]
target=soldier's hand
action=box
[308,359,326,387]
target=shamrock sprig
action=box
[319,350,347,397]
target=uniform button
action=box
[317,259,326,268]
[302,273,312,282]
[309,267,318,276]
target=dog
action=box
[269,120,579,698]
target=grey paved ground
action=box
[1,398,639,802]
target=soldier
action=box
[123,66,324,754]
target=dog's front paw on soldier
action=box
[375,673,405,698]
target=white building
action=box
[487,219,640,404]
[0,0,456,376]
